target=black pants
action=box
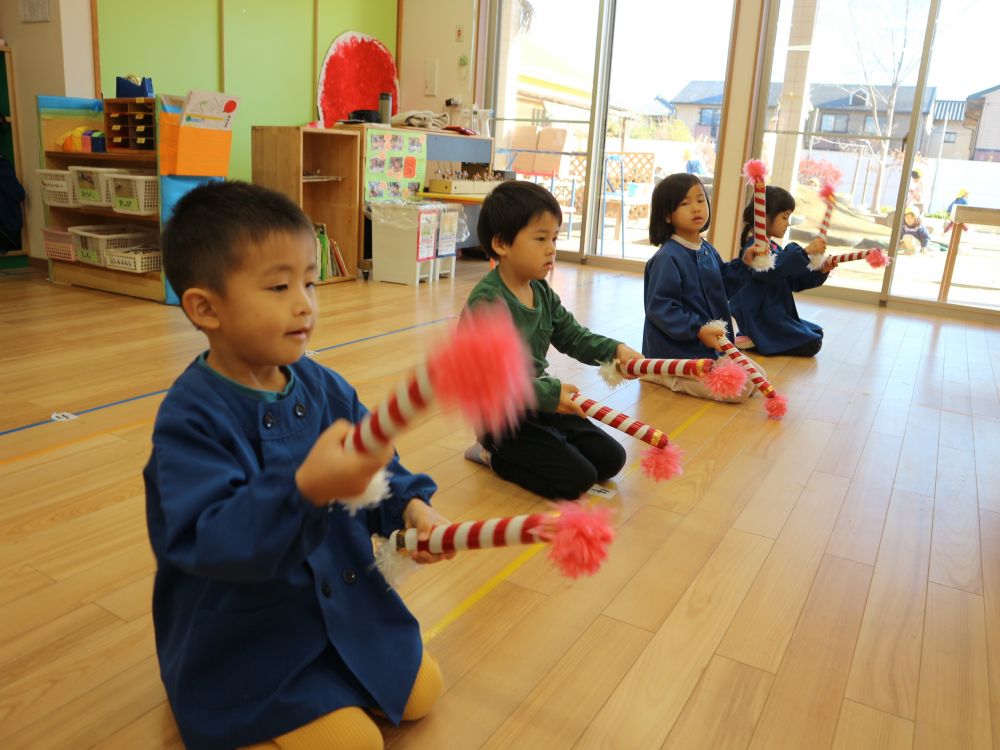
[774,338,822,357]
[484,412,627,500]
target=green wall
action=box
[97,0,221,98]
[96,0,398,180]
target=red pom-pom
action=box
[866,248,889,268]
[742,159,767,184]
[428,304,535,434]
[540,502,615,579]
[640,443,684,481]
[704,358,747,398]
[765,393,788,420]
[820,183,837,201]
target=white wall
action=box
[397,0,478,118]
[0,0,92,259]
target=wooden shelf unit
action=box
[104,97,156,152]
[251,126,361,284]
[39,100,163,301]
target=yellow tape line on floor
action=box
[422,400,713,643]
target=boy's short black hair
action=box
[648,173,710,246]
[477,180,562,260]
[161,180,314,298]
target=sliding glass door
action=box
[758,0,933,295]
[489,0,600,256]
[594,0,737,261]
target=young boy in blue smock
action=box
[145,181,451,750]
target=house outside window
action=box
[820,113,849,133]
[699,108,720,126]
[863,115,885,134]
[944,131,957,143]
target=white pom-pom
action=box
[750,252,776,272]
[599,360,626,388]
[707,319,729,334]
[338,468,390,515]
[808,253,826,271]
[373,532,420,589]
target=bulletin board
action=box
[364,127,426,203]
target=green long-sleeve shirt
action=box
[465,268,621,411]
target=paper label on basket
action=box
[181,90,240,131]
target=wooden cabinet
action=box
[251,126,361,284]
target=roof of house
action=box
[968,84,1000,100]
[671,81,936,114]
[934,100,966,121]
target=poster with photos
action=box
[365,128,427,203]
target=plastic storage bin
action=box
[67,224,157,266]
[104,246,162,273]
[42,227,76,262]
[37,169,79,208]
[371,203,440,285]
[110,174,159,215]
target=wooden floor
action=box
[1,259,999,749]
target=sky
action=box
[517,0,998,108]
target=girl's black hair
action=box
[648,173,710,246]
[740,185,796,246]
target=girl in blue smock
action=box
[642,172,761,401]
[729,186,832,357]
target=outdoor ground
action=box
[570,184,1000,310]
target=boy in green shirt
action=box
[464,181,642,498]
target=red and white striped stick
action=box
[818,183,836,238]
[718,338,788,419]
[376,502,615,585]
[571,393,669,448]
[339,304,534,509]
[621,357,714,378]
[827,248,890,268]
[743,160,775,272]
[570,392,683,480]
[808,183,838,271]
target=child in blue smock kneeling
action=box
[145,181,452,750]
[729,185,832,357]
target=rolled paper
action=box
[809,183,838,271]
[718,338,788,419]
[827,248,890,268]
[376,502,615,585]
[570,393,669,448]
[818,183,836,238]
[570,392,683,480]
[340,304,535,510]
[742,159,774,271]
[622,357,713,378]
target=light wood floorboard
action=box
[1,261,996,748]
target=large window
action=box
[488,0,737,263]
[490,0,600,256]
[595,0,736,260]
[819,113,849,133]
[759,0,931,296]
